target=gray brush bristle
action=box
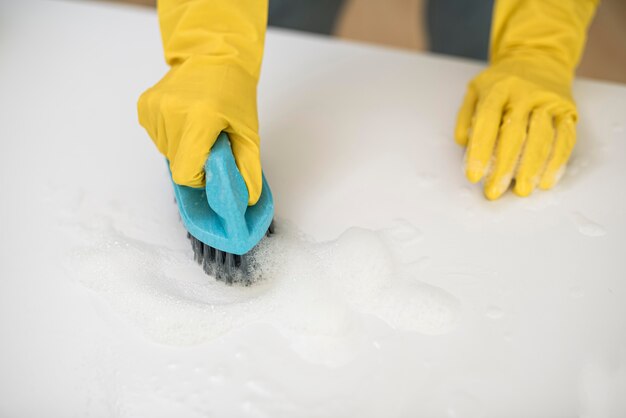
[187,219,274,285]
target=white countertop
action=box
[1,1,625,417]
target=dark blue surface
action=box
[426,0,494,61]
[268,0,493,61]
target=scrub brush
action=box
[171,132,274,284]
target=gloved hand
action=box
[137,0,268,205]
[454,0,597,200]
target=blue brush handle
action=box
[204,133,250,238]
[171,132,273,255]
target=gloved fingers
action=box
[455,87,477,146]
[160,111,184,158]
[464,90,507,183]
[513,109,554,197]
[138,90,180,158]
[170,111,226,188]
[228,129,263,206]
[539,115,576,190]
[483,108,530,200]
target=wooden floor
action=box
[97,0,625,84]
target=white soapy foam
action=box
[64,207,459,365]
[570,212,607,237]
[485,306,504,320]
[520,192,560,212]
[570,286,585,299]
[415,172,439,189]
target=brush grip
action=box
[204,132,249,237]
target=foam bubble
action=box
[485,306,504,320]
[64,211,459,365]
[570,212,607,237]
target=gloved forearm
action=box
[158,0,268,77]
[490,0,597,91]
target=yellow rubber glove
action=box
[138,0,268,205]
[454,0,598,200]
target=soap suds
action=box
[570,212,607,237]
[64,210,459,365]
[570,286,585,299]
[485,306,504,320]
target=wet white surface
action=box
[1,1,626,417]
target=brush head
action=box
[170,133,274,255]
[169,132,275,283]
[188,220,274,285]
